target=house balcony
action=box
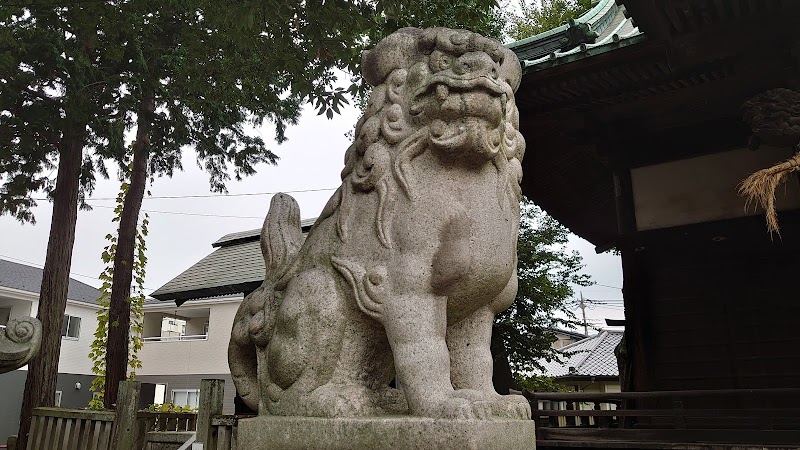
[138,303,238,376]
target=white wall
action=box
[138,301,240,376]
[58,302,100,375]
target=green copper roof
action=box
[506,0,643,73]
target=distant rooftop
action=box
[536,330,623,379]
[0,259,100,306]
[151,218,317,304]
[550,327,588,341]
[506,0,642,74]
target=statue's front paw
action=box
[417,396,508,420]
[491,394,532,420]
[449,390,531,420]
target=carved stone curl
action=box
[0,316,42,374]
[229,27,528,421]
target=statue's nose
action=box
[452,52,496,76]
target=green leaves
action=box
[493,197,591,380]
[88,172,149,407]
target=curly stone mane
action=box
[317,27,525,248]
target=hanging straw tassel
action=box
[738,147,800,237]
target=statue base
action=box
[237,415,536,450]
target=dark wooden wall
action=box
[624,212,800,400]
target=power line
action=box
[592,304,625,310]
[593,283,622,290]
[85,203,265,219]
[32,187,337,202]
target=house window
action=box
[203,322,209,336]
[154,384,167,405]
[61,315,81,339]
[172,389,200,409]
[55,391,62,407]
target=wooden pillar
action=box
[112,380,141,450]
[610,147,654,395]
[196,379,225,446]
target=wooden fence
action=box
[25,408,115,450]
[7,379,238,450]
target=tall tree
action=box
[0,5,126,446]
[492,198,591,389]
[507,0,593,41]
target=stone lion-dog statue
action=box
[229,27,528,420]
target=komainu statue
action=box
[0,317,42,374]
[229,27,528,420]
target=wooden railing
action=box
[527,388,800,448]
[133,411,198,450]
[208,416,241,450]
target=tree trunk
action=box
[17,129,85,448]
[104,91,154,408]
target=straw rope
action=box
[738,147,800,236]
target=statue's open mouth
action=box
[413,72,506,105]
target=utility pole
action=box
[579,292,588,336]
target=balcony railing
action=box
[142,334,208,343]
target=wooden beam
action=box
[196,379,225,446]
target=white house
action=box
[137,219,316,414]
[0,259,101,442]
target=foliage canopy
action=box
[493,198,591,380]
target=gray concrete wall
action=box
[0,371,95,443]
[0,369,26,443]
[137,373,235,414]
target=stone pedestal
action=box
[237,416,536,450]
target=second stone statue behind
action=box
[229,26,529,421]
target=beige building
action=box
[138,219,316,413]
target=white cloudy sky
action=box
[0,102,624,333]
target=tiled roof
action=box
[211,218,317,248]
[550,327,587,341]
[0,259,100,305]
[151,218,317,303]
[536,330,623,379]
[506,0,643,73]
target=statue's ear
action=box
[362,28,424,86]
[499,49,522,93]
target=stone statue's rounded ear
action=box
[499,49,522,93]
[362,27,424,86]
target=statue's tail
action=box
[229,194,304,412]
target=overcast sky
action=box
[0,102,624,334]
